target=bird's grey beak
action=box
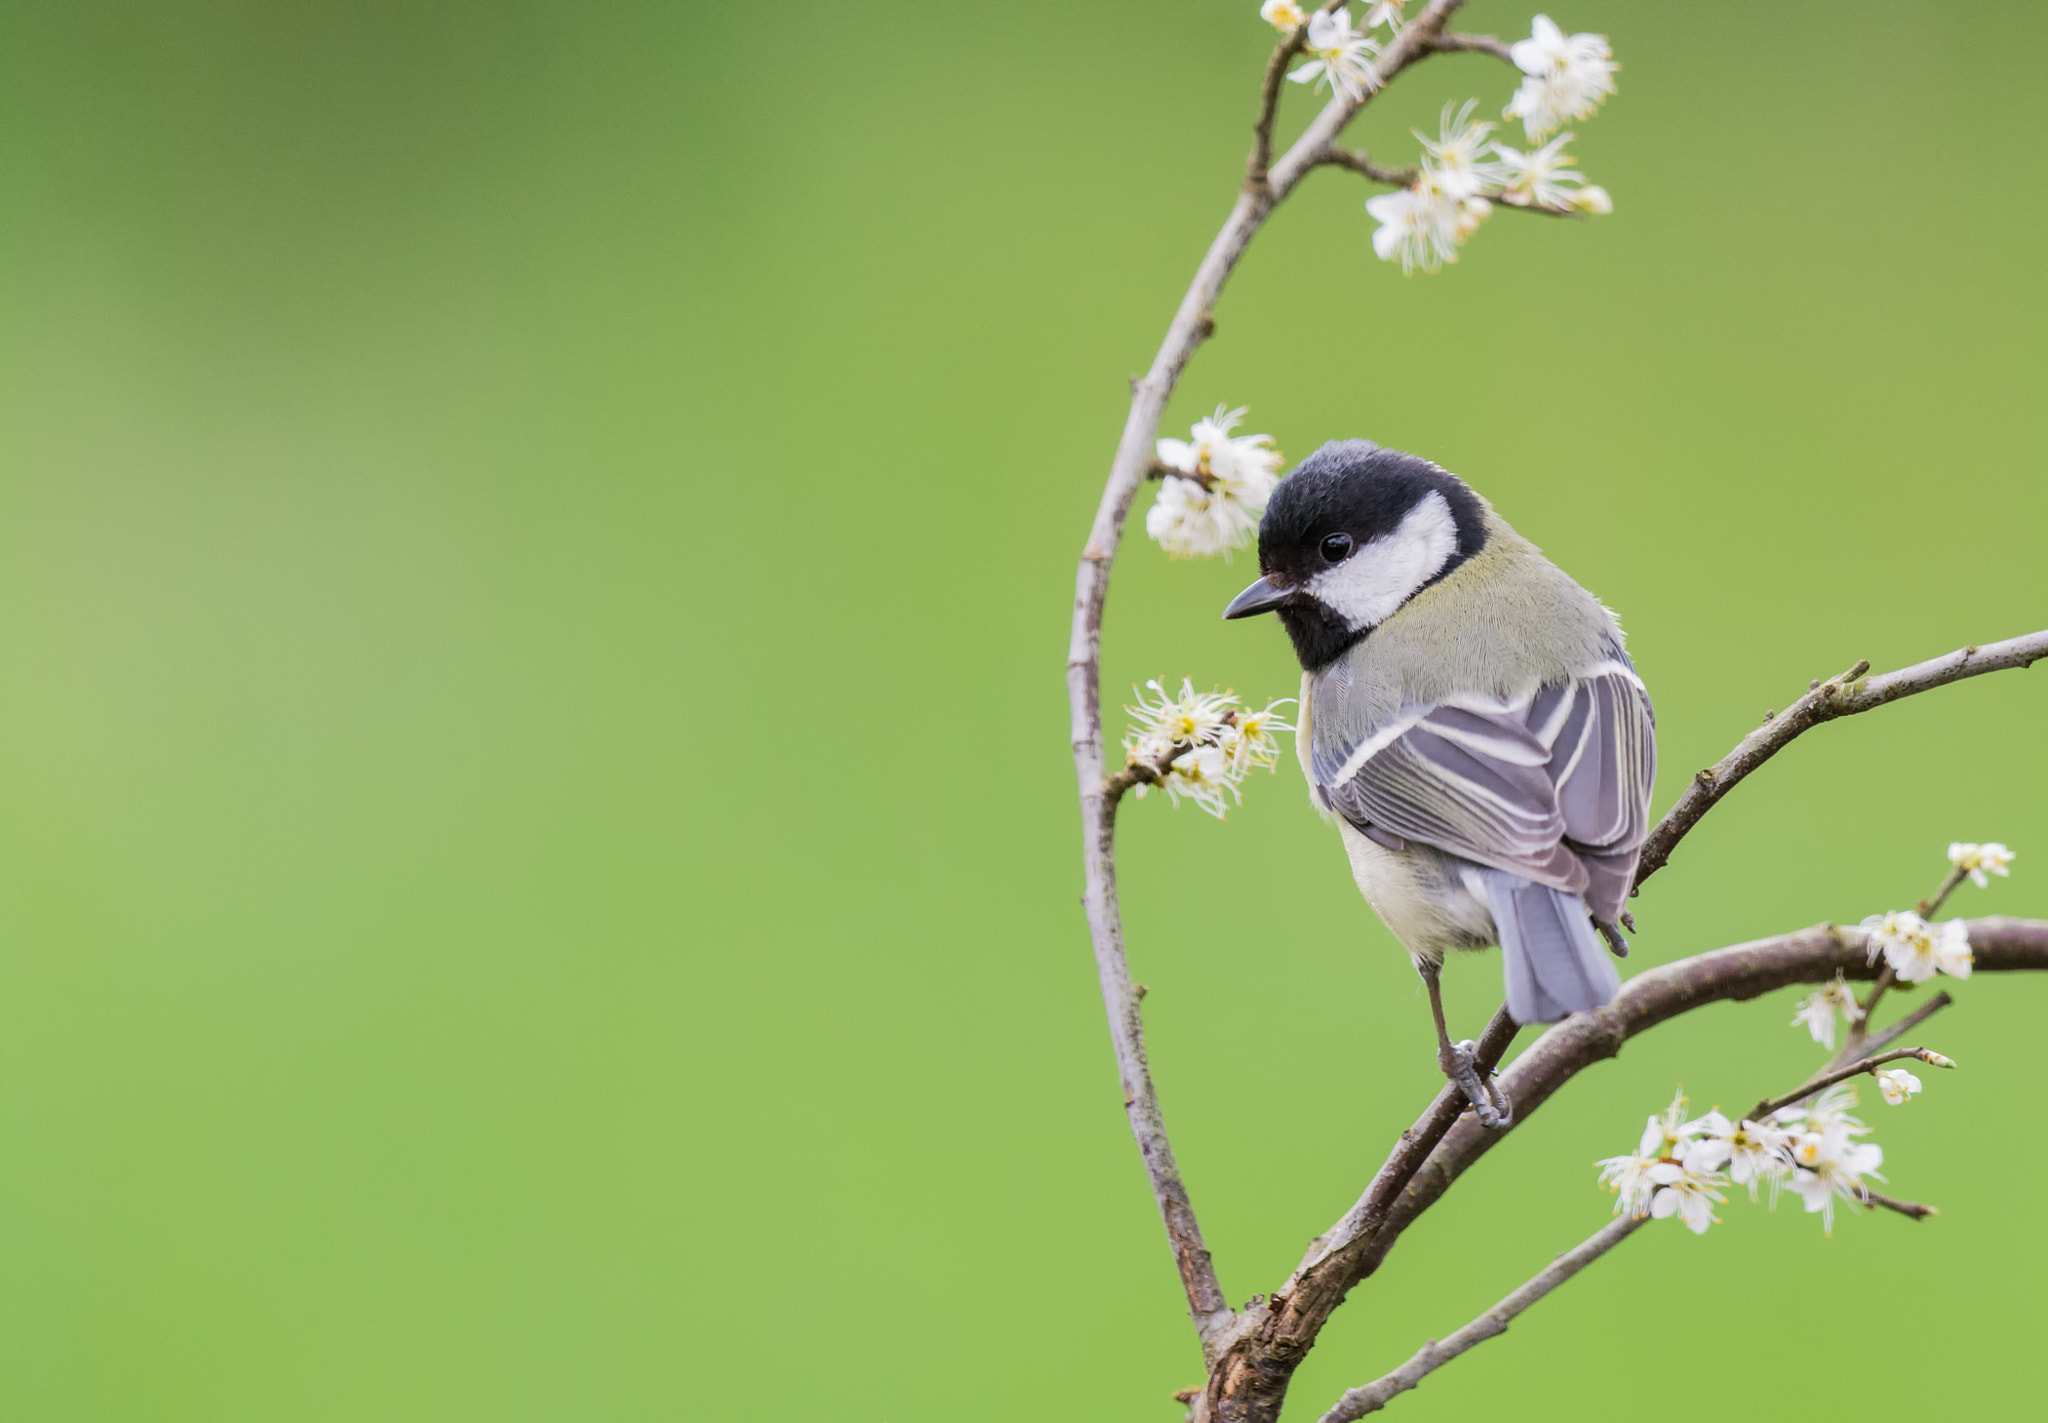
[1222,575,1292,620]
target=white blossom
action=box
[1695,1110,1792,1202]
[1648,1138,1729,1235]
[1933,918,1973,978]
[1259,0,1307,33]
[1288,9,1381,102]
[1365,183,1490,274]
[1862,911,1972,984]
[1595,1141,1661,1218]
[1490,132,1609,212]
[1503,14,1617,141]
[1361,0,1404,29]
[1124,679,1294,820]
[1598,1088,1719,1223]
[1949,841,2015,888]
[1777,1085,1883,1234]
[1416,99,1504,202]
[1789,974,1862,1051]
[1876,1067,1923,1105]
[1147,406,1283,559]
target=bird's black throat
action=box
[1276,599,1369,671]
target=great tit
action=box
[1224,439,1655,1128]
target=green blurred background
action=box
[0,0,2042,1417]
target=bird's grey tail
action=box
[1480,871,1620,1025]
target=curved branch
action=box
[1634,630,2048,893]
[1350,918,2048,1281]
[1065,0,1474,1354]
[1200,917,2048,1421]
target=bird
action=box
[1222,439,1655,1128]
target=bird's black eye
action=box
[1319,532,1354,563]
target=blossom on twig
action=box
[1695,1110,1792,1202]
[1146,406,1283,558]
[1777,1085,1884,1235]
[1491,132,1610,213]
[1123,679,1294,819]
[1416,100,1504,202]
[1949,841,2015,888]
[1288,8,1381,102]
[1597,1088,1728,1231]
[1365,182,1489,274]
[1258,0,1307,33]
[1876,1067,1924,1105]
[1790,973,1862,1051]
[1360,0,1403,30]
[1861,911,1972,983]
[1504,14,1617,141]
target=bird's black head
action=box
[1221,440,1489,670]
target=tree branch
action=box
[1317,146,1417,186]
[1424,31,1517,63]
[1745,1045,1952,1123]
[1864,1190,1938,1221]
[1632,630,2048,893]
[1314,1018,1955,1420]
[1065,0,1474,1356]
[1198,917,2048,1421]
[1850,989,1954,1060]
[1316,1214,1646,1422]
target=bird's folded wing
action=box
[1316,663,1655,896]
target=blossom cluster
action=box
[1367,92,1611,274]
[1610,842,2009,1238]
[1950,840,2015,888]
[1145,406,1284,558]
[1123,679,1294,818]
[1598,1084,1895,1238]
[1263,3,1409,101]
[1859,911,1972,984]
[1791,839,2013,1043]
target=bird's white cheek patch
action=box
[1308,490,1459,631]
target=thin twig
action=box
[1144,456,1216,490]
[1852,965,1898,1043]
[1921,864,1971,918]
[1245,8,1321,192]
[1317,146,1417,186]
[1745,1046,1952,1123]
[1632,631,2048,894]
[1864,1190,1938,1221]
[1849,990,1954,1060]
[1316,1214,1646,1422]
[1101,743,1184,808]
[1425,31,1517,62]
[1065,0,1474,1358]
[1314,147,1581,218]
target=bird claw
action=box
[1440,1038,1513,1130]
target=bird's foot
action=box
[1439,1038,1513,1130]
[1596,919,1630,959]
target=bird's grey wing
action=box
[1314,661,1655,901]
[1536,663,1657,920]
[1317,691,1586,891]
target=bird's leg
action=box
[1417,957,1512,1130]
[1595,919,1630,959]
